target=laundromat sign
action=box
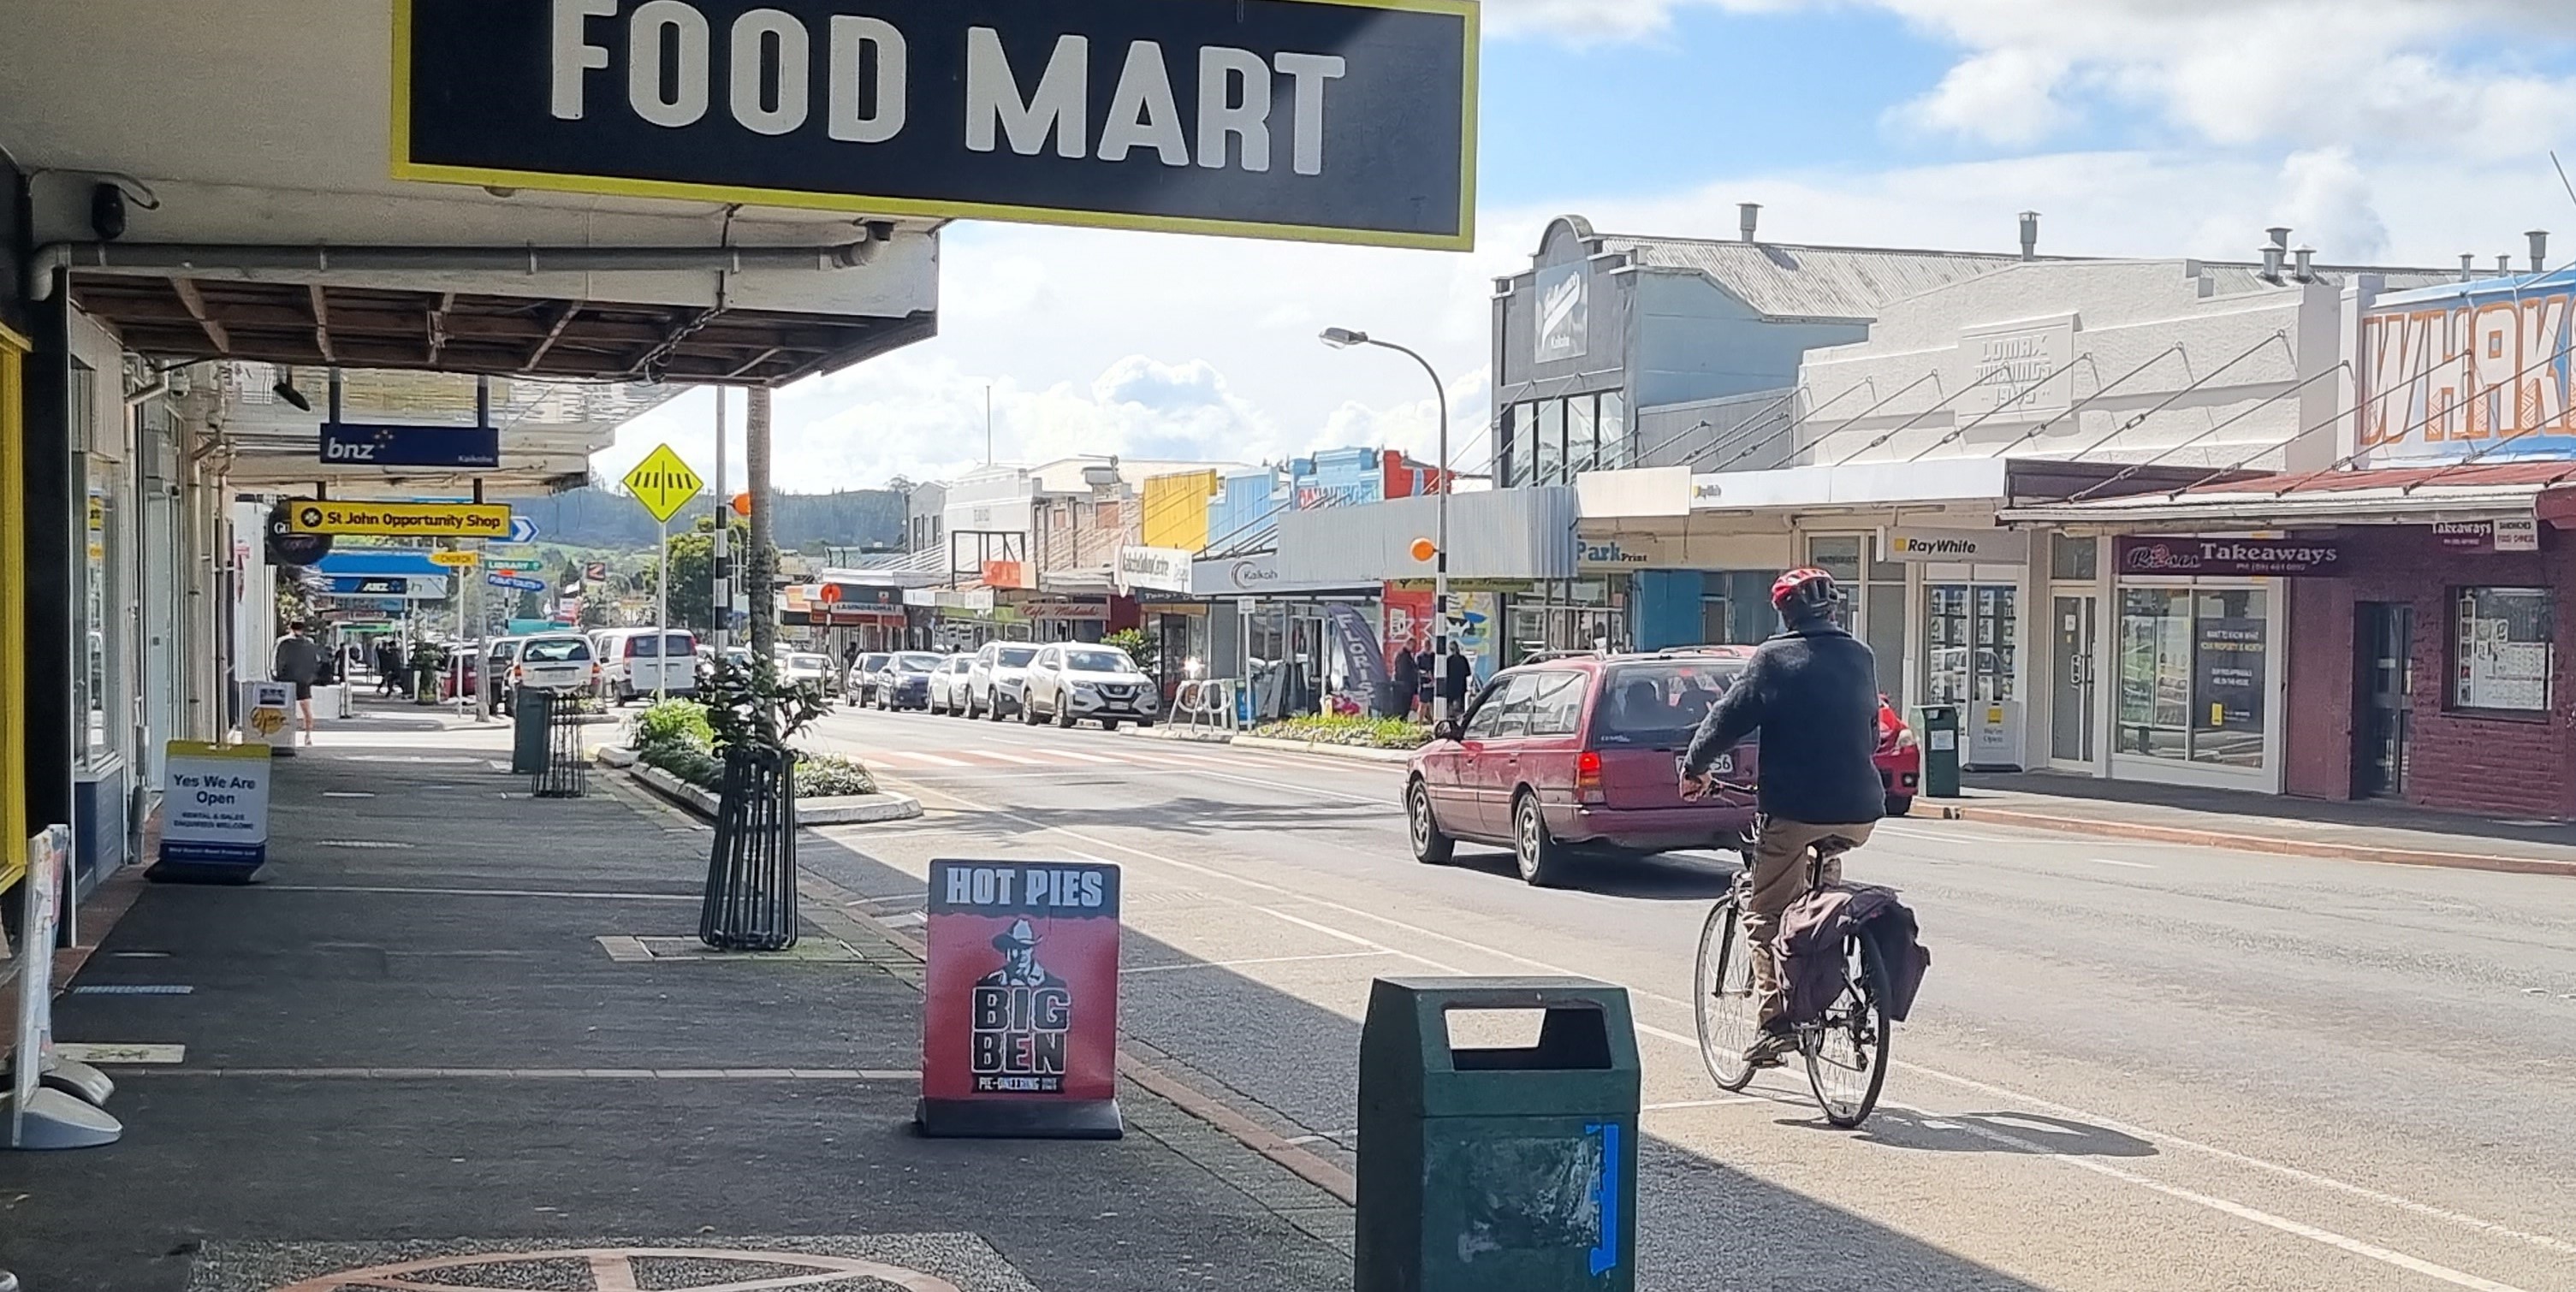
[395,0,1478,249]
[2116,536,2346,578]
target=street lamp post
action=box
[1321,328,1452,721]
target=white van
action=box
[593,628,699,703]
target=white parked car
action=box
[593,628,698,704]
[1024,643,1160,731]
[929,655,977,715]
[776,649,837,699]
[965,642,1039,720]
[504,633,600,711]
[846,651,892,706]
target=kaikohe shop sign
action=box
[918,858,1124,1139]
[398,0,1478,249]
[2116,537,2344,578]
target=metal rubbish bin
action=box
[510,687,550,775]
[1356,977,1641,1292]
[1920,704,1962,798]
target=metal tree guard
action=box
[531,692,589,798]
[698,744,798,951]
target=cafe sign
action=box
[2433,518,2540,553]
[2116,536,2345,578]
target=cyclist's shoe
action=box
[1743,1022,1798,1069]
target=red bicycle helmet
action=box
[1771,566,1840,614]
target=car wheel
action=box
[1134,719,1154,730]
[988,696,1008,722]
[1407,779,1456,866]
[1513,791,1573,887]
[963,693,980,720]
[1023,694,1045,725]
[1055,708,1077,729]
[1885,794,1914,818]
[1101,720,1121,732]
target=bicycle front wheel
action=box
[1803,933,1892,1129]
[1694,897,1761,1092]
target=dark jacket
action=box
[1682,619,1885,825]
[1391,649,1421,692]
[1438,652,1470,702]
[1778,883,1931,1025]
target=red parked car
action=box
[1404,646,1920,886]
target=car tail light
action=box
[1576,750,1605,805]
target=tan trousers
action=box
[1744,817,1873,1026]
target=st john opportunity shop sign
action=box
[396,0,1477,249]
[918,858,1124,1138]
[2116,536,2345,578]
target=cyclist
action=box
[1681,567,1886,1069]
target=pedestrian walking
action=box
[1438,642,1471,716]
[374,639,400,696]
[1390,645,1422,720]
[272,622,323,745]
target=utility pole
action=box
[747,386,776,660]
[711,386,731,654]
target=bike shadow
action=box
[1810,1108,2160,1158]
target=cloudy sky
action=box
[597,0,2576,495]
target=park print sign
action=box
[394,0,1478,249]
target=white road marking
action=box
[1128,951,1393,975]
[1643,1097,1761,1111]
[890,750,966,767]
[977,751,1046,766]
[885,771,2576,1272]
[1050,750,1129,765]
[2089,857,2159,869]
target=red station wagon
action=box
[1404,647,1921,886]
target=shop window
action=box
[1923,584,2017,708]
[2452,587,2554,714]
[1499,405,1526,488]
[1806,536,1864,632]
[2051,534,2098,582]
[1566,396,1599,476]
[2117,589,2267,767]
[1535,400,1565,485]
[1598,393,1629,470]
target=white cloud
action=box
[1894,47,2073,145]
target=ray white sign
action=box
[1879,527,2028,564]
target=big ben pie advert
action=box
[923,860,1121,1104]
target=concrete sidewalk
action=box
[1950,771,2576,876]
[0,737,1350,1291]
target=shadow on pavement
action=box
[1843,1109,2158,1159]
[803,832,2060,1292]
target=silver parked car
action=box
[1023,643,1160,731]
[965,642,1039,720]
[929,654,977,715]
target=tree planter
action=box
[699,746,798,951]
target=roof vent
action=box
[2293,246,2316,283]
[2259,245,2286,284]
[2530,230,2549,273]
[2019,211,2040,262]
[2501,254,2515,276]
[2267,227,2293,252]
[2461,253,2477,283]
[1738,203,1762,244]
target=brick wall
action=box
[2283,525,2576,817]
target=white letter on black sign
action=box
[965,27,1088,158]
[828,15,907,143]
[1273,51,1345,176]
[629,0,711,128]
[551,0,617,120]
[730,9,810,136]
[1197,46,1271,172]
[1097,41,1187,165]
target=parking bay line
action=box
[930,788,2567,1278]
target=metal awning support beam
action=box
[522,299,578,371]
[426,291,453,364]
[169,278,228,351]
[30,238,881,299]
[307,283,335,362]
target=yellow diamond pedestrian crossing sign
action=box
[622,444,703,525]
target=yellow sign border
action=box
[389,0,1480,253]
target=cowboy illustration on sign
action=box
[919,859,1123,1139]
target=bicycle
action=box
[1683,774,1892,1129]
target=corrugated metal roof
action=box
[1596,232,2459,322]
[1597,234,2033,322]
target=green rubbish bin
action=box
[510,687,552,776]
[1921,703,1962,798]
[1356,977,1641,1292]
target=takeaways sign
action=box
[919,858,1123,1139]
[395,0,1477,250]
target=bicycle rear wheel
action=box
[1803,933,1891,1129]
[1694,897,1760,1092]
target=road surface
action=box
[800,704,2576,1292]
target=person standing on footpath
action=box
[1390,645,1422,720]
[272,622,323,745]
[1438,642,1472,717]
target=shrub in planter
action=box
[1249,714,1433,750]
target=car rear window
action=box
[995,646,1037,667]
[895,653,943,671]
[1592,661,1745,744]
[625,633,696,658]
[521,638,591,663]
[792,654,831,671]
